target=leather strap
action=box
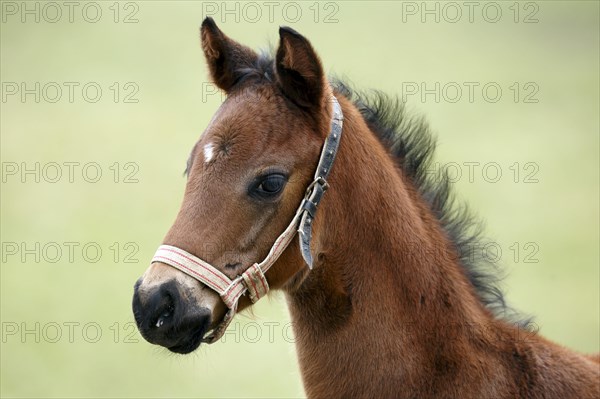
[151,95,344,343]
[299,97,343,268]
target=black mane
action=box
[233,54,528,325]
[332,80,529,326]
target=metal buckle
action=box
[304,176,329,199]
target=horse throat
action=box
[282,97,495,396]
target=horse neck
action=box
[284,96,498,391]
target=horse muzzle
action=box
[132,270,224,354]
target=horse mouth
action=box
[166,310,213,354]
[167,327,207,354]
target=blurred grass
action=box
[1,1,598,398]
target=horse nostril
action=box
[155,304,174,328]
[132,280,181,342]
[150,288,176,329]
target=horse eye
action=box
[252,174,287,199]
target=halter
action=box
[151,95,344,343]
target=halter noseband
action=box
[151,95,344,343]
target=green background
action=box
[1,1,598,397]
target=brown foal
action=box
[133,18,600,398]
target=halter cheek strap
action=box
[151,95,344,343]
[299,97,344,267]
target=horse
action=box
[132,18,600,398]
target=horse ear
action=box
[275,27,326,109]
[200,17,258,92]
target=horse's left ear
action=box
[275,27,326,110]
[200,17,258,92]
